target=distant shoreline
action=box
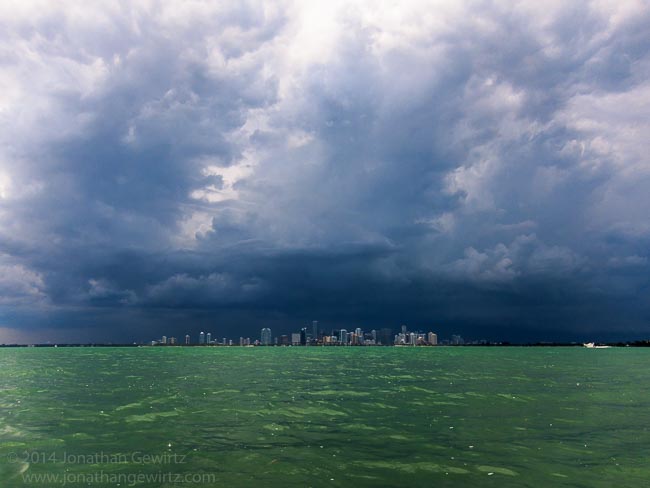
[1,342,649,348]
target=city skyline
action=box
[150,324,450,347]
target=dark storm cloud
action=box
[1,1,650,342]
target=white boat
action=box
[583,342,611,348]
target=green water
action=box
[0,347,649,487]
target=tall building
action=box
[161,335,167,345]
[312,321,318,341]
[199,331,205,345]
[401,324,407,335]
[354,328,363,345]
[340,329,348,345]
[185,334,190,345]
[206,332,212,344]
[427,332,438,345]
[291,333,301,345]
[379,328,392,346]
[261,328,272,345]
[300,328,307,345]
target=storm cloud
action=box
[1,0,649,342]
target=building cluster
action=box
[393,325,438,346]
[152,332,253,347]
[271,321,396,346]
[150,322,473,347]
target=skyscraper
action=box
[300,328,307,346]
[206,332,212,344]
[340,329,348,345]
[379,328,392,346]
[185,334,190,345]
[199,331,205,345]
[312,320,318,342]
[428,332,438,345]
[261,328,272,345]
[354,328,363,345]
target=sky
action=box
[1,0,649,343]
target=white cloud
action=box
[608,255,648,268]
[446,235,586,284]
[0,255,47,305]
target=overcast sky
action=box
[1,0,649,343]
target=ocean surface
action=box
[0,346,648,487]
